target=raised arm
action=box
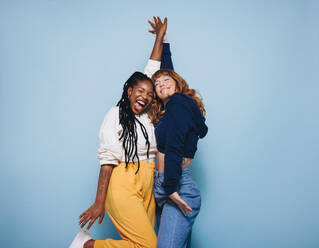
[161,43,174,70]
[144,17,167,78]
[149,17,167,61]
[148,17,174,70]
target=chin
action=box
[135,108,147,115]
[159,94,168,101]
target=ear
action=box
[127,87,133,97]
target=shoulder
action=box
[102,106,119,123]
[165,94,194,121]
[167,93,197,111]
[106,106,119,116]
[166,93,208,138]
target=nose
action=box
[159,81,165,88]
[141,91,148,99]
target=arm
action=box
[149,17,167,61]
[144,17,167,78]
[161,43,174,70]
[163,101,190,195]
[148,17,173,70]
[79,165,113,230]
[163,96,193,215]
[79,107,121,230]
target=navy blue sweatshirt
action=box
[155,93,208,195]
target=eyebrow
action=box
[137,86,153,93]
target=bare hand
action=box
[79,202,105,230]
[169,192,192,216]
[148,16,167,40]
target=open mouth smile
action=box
[133,98,149,113]
[136,99,146,107]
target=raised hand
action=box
[148,16,167,41]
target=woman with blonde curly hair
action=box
[150,69,208,248]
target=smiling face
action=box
[127,80,154,115]
[154,75,176,103]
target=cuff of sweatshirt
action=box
[99,159,118,166]
[144,59,161,78]
[164,184,178,195]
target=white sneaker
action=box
[69,230,93,248]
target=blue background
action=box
[1,0,318,247]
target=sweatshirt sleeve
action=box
[161,43,174,70]
[162,98,192,195]
[97,107,122,166]
[144,59,161,78]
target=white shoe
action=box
[69,230,93,248]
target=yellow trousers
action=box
[94,161,157,248]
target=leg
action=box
[157,179,201,248]
[94,163,157,248]
[157,200,192,248]
[155,205,163,231]
[186,230,192,248]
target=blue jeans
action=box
[154,168,201,248]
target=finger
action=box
[98,213,105,225]
[86,217,97,230]
[79,214,90,225]
[178,204,187,216]
[155,16,159,26]
[78,215,88,225]
[148,21,155,29]
[157,16,162,25]
[164,17,167,26]
[79,211,87,219]
[80,216,92,229]
[148,30,156,34]
[148,20,156,28]
[183,202,193,214]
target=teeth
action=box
[137,100,145,106]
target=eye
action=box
[164,77,170,81]
[154,81,160,87]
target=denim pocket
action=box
[179,181,201,201]
[153,173,168,207]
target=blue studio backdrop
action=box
[1,1,318,247]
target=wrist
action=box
[163,34,168,43]
[94,200,105,207]
[155,35,164,43]
[169,192,178,198]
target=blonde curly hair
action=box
[148,69,206,124]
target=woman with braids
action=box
[149,46,208,248]
[69,17,169,248]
